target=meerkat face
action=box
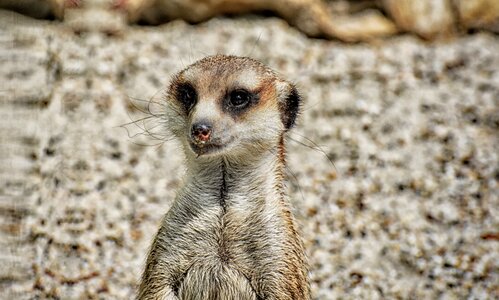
[165,55,300,158]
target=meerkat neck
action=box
[183,139,287,210]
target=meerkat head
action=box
[165,55,301,159]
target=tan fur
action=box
[137,55,310,299]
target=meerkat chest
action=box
[170,205,256,299]
[170,192,284,298]
[182,193,283,259]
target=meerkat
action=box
[137,55,310,300]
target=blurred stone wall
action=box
[0,6,498,300]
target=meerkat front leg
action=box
[137,219,190,300]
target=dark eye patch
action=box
[230,90,251,107]
[176,83,197,112]
[225,88,258,113]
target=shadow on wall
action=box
[0,0,498,42]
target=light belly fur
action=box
[178,260,257,300]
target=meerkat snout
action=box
[191,122,212,143]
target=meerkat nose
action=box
[191,122,212,143]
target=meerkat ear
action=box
[278,83,301,130]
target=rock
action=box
[130,0,396,41]
[328,9,398,42]
[454,0,499,32]
[0,0,55,18]
[1,0,499,41]
[383,0,455,39]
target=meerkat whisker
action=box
[262,124,338,173]
[286,134,337,172]
[119,115,175,146]
[127,139,167,148]
[245,31,264,58]
[126,95,166,118]
[119,114,156,128]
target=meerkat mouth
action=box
[189,142,224,156]
[189,137,235,157]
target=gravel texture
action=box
[0,9,498,299]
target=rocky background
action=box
[0,3,498,300]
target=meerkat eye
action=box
[176,83,197,110]
[229,89,252,108]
